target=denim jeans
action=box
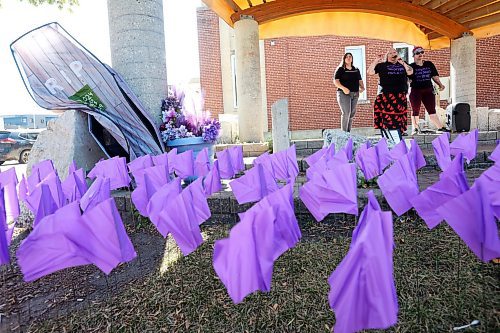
[336,91,359,132]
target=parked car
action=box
[0,130,43,165]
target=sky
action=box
[0,0,202,115]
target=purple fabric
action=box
[432,132,451,171]
[300,163,358,221]
[439,153,465,180]
[389,140,408,162]
[437,181,500,262]
[0,167,20,221]
[217,148,237,179]
[305,148,349,181]
[411,171,469,229]
[474,164,500,219]
[87,157,131,190]
[213,205,278,304]
[409,139,427,170]
[170,150,195,179]
[0,189,10,265]
[131,165,170,216]
[80,177,111,212]
[229,146,245,174]
[203,160,222,196]
[26,168,42,195]
[18,175,28,203]
[229,163,279,204]
[17,199,136,282]
[329,191,398,333]
[377,153,419,216]
[157,178,211,255]
[68,160,77,175]
[488,143,500,163]
[62,169,88,204]
[26,184,58,228]
[166,148,178,173]
[355,138,391,180]
[254,145,299,182]
[450,129,478,163]
[127,154,154,174]
[343,138,354,161]
[146,177,182,236]
[305,143,335,167]
[152,152,169,168]
[195,147,211,177]
[32,160,56,180]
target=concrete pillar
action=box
[234,16,264,142]
[271,98,289,152]
[107,0,168,125]
[450,34,476,128]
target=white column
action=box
[234,16,264,142]
[450,34,477,128]
[107,0,168,125]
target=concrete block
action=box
[271,98,290,153]
[306,140,324,149]
[478,131,497,141]
[292,141,307,149]
[296,148,313,157]
[424,134,440,144]
[488,109,500,131]
[477,107,489,131]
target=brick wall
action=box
[197,9,500,131]
[197,8,223,118]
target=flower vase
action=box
[166,136,215,182]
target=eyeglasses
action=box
[415,51,425,55]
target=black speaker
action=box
[446,103,471,132]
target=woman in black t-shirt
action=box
[334,52,365,132]
[368,48,413,142]
[409,46,449,135]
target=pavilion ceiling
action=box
[203,0,500,48]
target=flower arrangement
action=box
[159,87,221,143]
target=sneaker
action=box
[411,128,419,136]
[436,127,451,133]
[401,131,408,136]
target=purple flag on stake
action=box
[437,181,500,262]
[68,160,77,175]
[18,175,28,202]
[254,145,299,182]
[203,159,222,196]
[146,177,182,236]
[378,153,419,216]
[450,129,478,163]
[0,189,10,265]
[229,146,245,174]
[0,168,20,221]
[62,169,88,204]
[152,152,169,168]
[474,164,500,219]
[127,154,154,174]
[80,177,111,212]
[170,150,195,179]
[389,140,408,162]
[305,143,335,167]
[166,148,178,173]
[29,184,59,228]
[342,138,354,161]
[26,168,42,196]
[300,163,358,221]
[355,138,391,180]
[409,139,426,170]
[32,159,56,180]
[195,147,211,177]
[217,148,237,179]
[488,143,500,162]
[329,191,398,333]
[440,153,465,180]
[157,178,210,255]
[432,132,451,171]
[229,163,279,204]
[87,157,131,190]
[411,171,469,229]
[213,205,278,303]
[131,165,170,216]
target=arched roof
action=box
[202,0,500,49]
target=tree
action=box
[1,0,79,9]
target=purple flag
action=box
[411,171,469,229]
[329,191,397,333]
[300,163,358,221]
[305,143,335,167]
[26,168,42,196]
[432,132,451,171]
[26,184,58,228]
[229,163,279,204]
[0,189,10,265]
[474,164,500,219]
[87,157,131,190]
[355,138,391,180]
[229,146,245,174]
[68,160,77,175]
[152,152,169,168]
[170,150,195,179]
[131,165,170,216]
[217,148,237,179]
[195,147,211,177]
[127,154,154,174]
[409,139,426,170]
[450,129,478,163]
[203,159,222,196]
[488,143,500,162]
[157,178,211,255]
[32,159,56,180]
[80,177,111,212]
[0,167,20,221]
[62,168,88,204]
[342,138,354,161]
[18,174,28,202]
[146,177,182,236]
[389,140,408,162]
[305,150,349,182]
[439,153,465,180]
[254,145,299,182]
[437,181,500,262]
[166,148,178,173]
[213,205,278,303]
[378,153,419,216]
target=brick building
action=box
[197,7,500,136]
